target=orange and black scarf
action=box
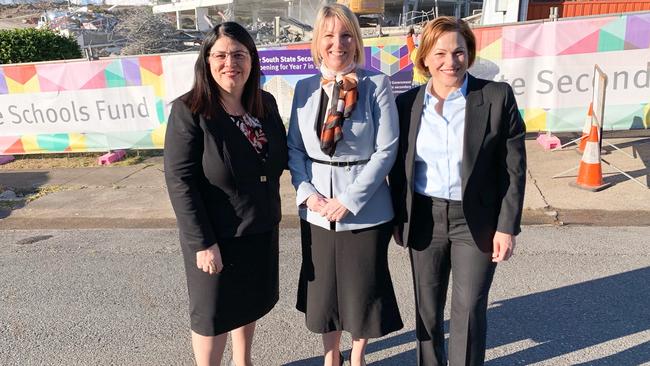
[319,63,358,156]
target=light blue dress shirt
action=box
[414,75,468,201]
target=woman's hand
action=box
[492,231,515,262]
[321,198,350,222]
[196,243,223,275]
[306,193,328,213]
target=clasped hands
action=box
[306,193,349,222]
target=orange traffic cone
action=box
[577,102,594,154]
[570,124,611,191]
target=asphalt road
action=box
[1,226,649,366]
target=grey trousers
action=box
[409,193,497,366]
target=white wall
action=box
[481,0,526,25]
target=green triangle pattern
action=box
[545,104,646,132]
[156,99,165,123]
[601,17,626,40]
[598,18,626,52]
[600,104,645,130]
[106,131,152,149]
[105,70,126,88]
[82,133,110,151]
[545,107,584,132]
[105,60,126,88]
[598,30,625,52]
[36,134,70,152]
[133,131,157,148]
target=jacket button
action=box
[260,176,267,182]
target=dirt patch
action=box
[0,4,49,29]
[0,151,163,170]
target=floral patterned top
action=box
[230,113,268,160]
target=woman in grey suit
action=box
[287,4,403,366]
[389,17,527,366]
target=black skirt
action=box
[297,220,403,339]
[181,227,279,336]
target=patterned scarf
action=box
[319,63,358,156]
[231,113,268,160]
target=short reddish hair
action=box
[415,16,476,77]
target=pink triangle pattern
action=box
[53,61,111,90]
[36,64,68,91]
[80,71,107,89]
[37,74,66,92]
[501,23,543,58]
[558,29,600,55]
[552,18,613,55]
[502,37,540,58]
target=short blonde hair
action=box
[415,16,476,77]
[311,3,365,68]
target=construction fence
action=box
[0,12,649,154]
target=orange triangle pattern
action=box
[475,27,502,51]
[4,65,37,85]
[5,138,25,154]
[138,56,163,76]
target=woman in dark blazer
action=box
[164,22,287,366]
[389,17,527,366]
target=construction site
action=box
[0,0,493,58]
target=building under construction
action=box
[151,0,483,36]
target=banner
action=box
[0,56,167,154]
[0,12,649,154]
[0,87,158,135]
[471,14,650,132]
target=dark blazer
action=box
[389,74,527,252]
[164,91,288,253]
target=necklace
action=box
[221,101,245,116]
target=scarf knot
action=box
[319,64,358,156]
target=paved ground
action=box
[1,226,648,365]
[0,137,649,229]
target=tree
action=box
[113,7,186,55]
[0,28,82,64]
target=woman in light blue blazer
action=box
[287,4,403,366]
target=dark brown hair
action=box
[180,22,265,119]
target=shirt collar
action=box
[424,73,469,105]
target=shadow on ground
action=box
[287,267,650,365]
[601,138,650,187]
[0,171,49,219]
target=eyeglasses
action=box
[208,51,250,63]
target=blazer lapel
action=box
[405,85,427,188]
[306,76,323,146]
[462,74,490,193]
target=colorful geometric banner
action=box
[0,56,167,154]
[1,12,649,154]
[473,13,650,132]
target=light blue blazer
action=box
[287,68,399,231]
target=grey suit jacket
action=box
[287,68,399,231]
[389,74,527,252]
